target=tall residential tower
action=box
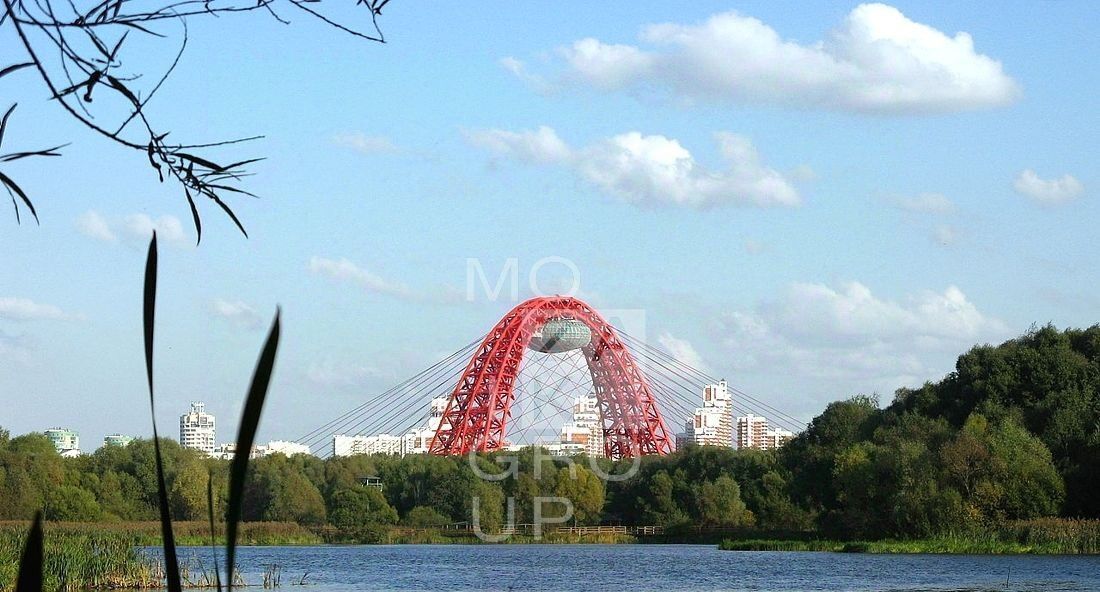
[180,402,216,455]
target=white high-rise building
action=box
[103,434,134,448]
[559,393,605,457]
[180,402,216,455]
[333,434,403,456]
[763,427,794,450]
[401,397,449,455]
[683,380,734,448]
[212,440,313,460]
[333,397,450,457]
[736,413,768,450]
[265,440,311,457]
[45,428,80,457]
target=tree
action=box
[328,485,397,530]
[985,417,1064,519]
[46,484,101,520]
[170,460,209,520]
[552,465,605,526]
[694,476,752,527]
[471,481,505,532]
[640,470,687,526]
[782,395,881,514]
[402,506,450,528]
[266,471,327,525]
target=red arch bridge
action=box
[297,296,803,460]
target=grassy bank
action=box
[0,521,325,591]
[0,523,159,592]
[719,538,1047,554]
[0,520,323,546]
[720,519,1100,555]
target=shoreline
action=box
[5,521,1099,554]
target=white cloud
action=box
[465,125,572,165]
[563,38,654,90]
[498,57,554,95]
[333,132,398,154]
[894,193,956,214]
[658,333,710,373]
[933,224,959,247]
[309,256,416,300]
[209,299,263,330]
[77,211,117,242]
[77,210,189,246]
[307,359,384,388]
[122,214,188,244]
[744,239,767,255]
[465,126,800,208]
[718,281,1007,388]
[529,4,1018,114]
[0,329,32,366]
[0,297,71,321]
[1013,169,1084,204]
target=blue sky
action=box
[1,1,1096,449]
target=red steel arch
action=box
[428,296,675,460]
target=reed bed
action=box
[0,524,159,592]
[0,521,322,547]
[719,518,1100,555]
[1000,518,1100,554]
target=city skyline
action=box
[2,2,1096,451]
[30,377,794,458]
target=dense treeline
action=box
[2,325,1098,541]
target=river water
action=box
[177,544,1100,591]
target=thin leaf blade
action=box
[15,511,43,592]
[142,234,182,592]
[226,310,281,592]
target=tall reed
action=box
[12,233,282,592]
[0,524,159,592]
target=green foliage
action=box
[168,460,208,521]
[605,447,770,529]
[402,506,450,528]
[694,475,752,527]
[44,486,101,522]
[893,324,1100,516]
[551,465,604,526]
[327,486,397,529]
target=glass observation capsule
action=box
[528,317,593,353]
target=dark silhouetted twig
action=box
[1,0,391,236]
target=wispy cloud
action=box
[306,358,385,389]
[0,297,77,322]
[0,329,33,366]
[333,132,398,154]
[893,193,956,215]
[498,57,556,95]
[658,332,710,373]
[309,256,417,300]
[209,299,264,330]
